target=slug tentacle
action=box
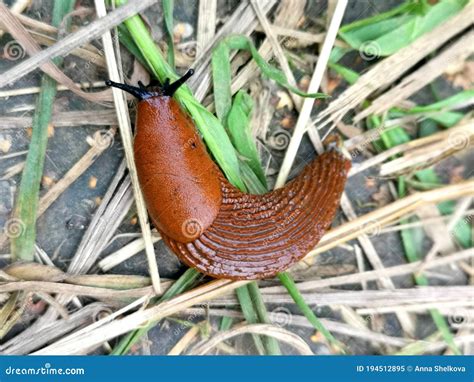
[106,69,194,99]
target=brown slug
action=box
[106,70,351,280]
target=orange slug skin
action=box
[134,97,222,243]
[133,96,351,280]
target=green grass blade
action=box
[211,42,232,124]
[405,90,474,114]
[247,282,281,355]
[235,285,267,355]
[339,1,415,33]
[239,160,267,194]
[117,24,152,72]
[340,0,467,56]
[223,36,327,99]
[10,76,55,261]
[427,112,465,128]
[219,316,234,331]
[278,272,346,354]
[10,0,75,261]
[227,91,267,186]
[328,62,359,85]
[162,0,175,69]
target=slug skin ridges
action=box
[162,149,351,280]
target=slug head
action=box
[105,69,194,100]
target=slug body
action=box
[107,72,351,280]
[134,96,222,243]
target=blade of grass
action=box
[338,1,415,33]
[277,272,346,354]
[219,316,234,331]
[111,268,201,355]
[235,286,266,355]
[239,160,267,194]
[328,62,359,85]
[162,0,175,69]
[211,41,232,124]
[227,91,267,186]
[404,90,474,114]
[247,282,281,355]
[221,35,327,99]
[339,0,468,56]
[10,0,75,261]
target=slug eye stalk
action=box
[105,69,194,100]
